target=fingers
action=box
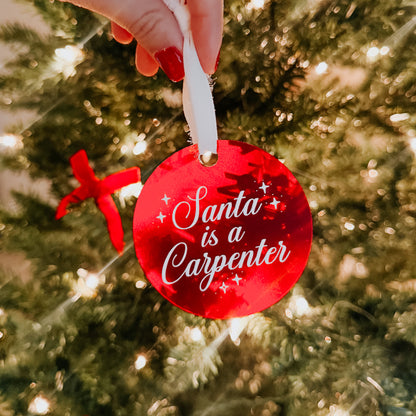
[111,22,133,45]
[60,0,223,79]
[69,0,183,53]
[111,23,159,77]
[187,0,223,74]
[63,0,184,80]
[135,43,159,77]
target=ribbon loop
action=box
[163,0,218,162]
[56,150,141,254]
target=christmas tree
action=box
[1,0,416,414]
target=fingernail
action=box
[155,47,184,82]
[214,50,221,72]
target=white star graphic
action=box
[232,274,242,285]
[219,282,228,294]
[157,212,166,223]
[259,181,269,194]
[269,197,281,210]
[161,194,171,205]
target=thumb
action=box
[62,0,185,81]
[188,0,223,75]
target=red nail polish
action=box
[155,47,184,82]
[214,50,221,72]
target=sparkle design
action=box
[133,140,313,319]
[269,197,280,210]
[157,212,166,223]
[219,282,228,294]
[259,181,269,194]
[161,194,171,205]
[232,274,242,285]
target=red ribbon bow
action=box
[56,150,140,254]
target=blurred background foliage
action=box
[0,0,416,414]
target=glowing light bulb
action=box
[329,405,350,416]
[85,274,100,290]
[344,222,355,231]
[390,113,409,122]
[55,45,83,62]
[286,295,310,318]
[75,268,104,297]
[409,137,416,155]
[134,354,147,370]
[190,327,203,342]
[0,134,17,147]
[229,317,249,342]
[380,45,390,55]
[76,268,88,278]
[0,134,22,149]
[133,140,147,155]
[246,0,265,10]
[294,296,309,315]
[367,46,380,58]
[53,45,84,78]
[315,62,328,75]
[135,280,147,289]
[28,395,51,415]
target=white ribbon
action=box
[163,0,218,160]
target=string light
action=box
[365,16,416,64]
[366,45,389,61]
[246,0,265,10]
[132,132,148,155]
[228,317,249,344]
[0,134,22,150]
[134,354,147,370]
[383,15,416,51]
[366,46,380,59]
[379,46,390,55]
[286,295,310,318]
[190,327,203,342]
[52,45,84,78]
[133,141,147,155]
[121,132,148,156]
[344,222,355,231]
[74,268,104,298]
[4,17,412,407]
[85,273,100,290]
[28,394,51,415]
[328,406,350,416]
[409,137,416,155]
[293,296,310,315]
[315,62,328,75]
[135,280,147,289]
[390,113,410,122]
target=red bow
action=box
[56,150,140,254]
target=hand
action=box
[60,0,223,82]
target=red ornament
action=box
[133,140,312,319]
[56,150,140,254]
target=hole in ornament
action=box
[199,151,218,167]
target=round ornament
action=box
[133,140,312,319]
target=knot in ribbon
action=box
[56,150,141,253]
